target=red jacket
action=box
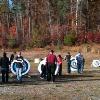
[57,57,62,64]
[46,54,57,64]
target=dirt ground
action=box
[0,45,100,100]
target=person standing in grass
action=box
[40,57,47,79]
[64,52,71,74]
[76,52,84,74]
[10,51,16,64]
[0,52,10,83]
[81,54,85,73]
[15,52,24,83]
[46,50,57,82]
[57,55,63,76]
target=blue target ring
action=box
[11,59,30,75]
[70,57,77,71]
[71,59,77,69]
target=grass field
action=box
[0,45,100,100]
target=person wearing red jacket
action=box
[46,50,57,82]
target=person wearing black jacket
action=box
[15,52,24,83]
[9,52,16,64]
[0,52,10,83]
[64,52,71,74]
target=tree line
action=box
[0,0,100,49]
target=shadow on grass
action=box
[55,74,100,83]
[0,71,100,86]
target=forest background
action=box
[0,0,100,49]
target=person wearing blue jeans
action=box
[76,53,84,74]
[15,52,24,83]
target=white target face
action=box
[92,60,100,68]
[70,57,77,71]
[38,62,42,74]
[34,58,40,63]
[11,59,30,75]
[55,63,59,75]
[38,58,58,75]
[38,59,46,74]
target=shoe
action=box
[78,72,82,74]
[40,77,44,79]
[51,81,55,83]
[51,81,54,83]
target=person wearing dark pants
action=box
[47,63,56,82]
[81,55,85,73]
[76,52,84,74]
[46,50,57,82]
[64,52,71,74]
[1,69,9,83]
[40,64,46,79]
[77,63,82,74]
[67,61,71,73]
[39,57,47,79]
[0,52,10,83]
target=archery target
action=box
[38,62,42,74]
[38,58,47,74]
[55,63,59,75]
[38,57,59,75]
[70,57,77,71]
[91,60,100,68]
[11,59,30,75]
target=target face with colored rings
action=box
[92,60,100,68]
[11,59,30,75]
[70,57,77,71]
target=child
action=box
[57,55,63,76]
